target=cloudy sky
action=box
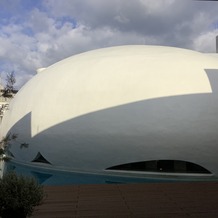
[1,0,218,88]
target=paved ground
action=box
[32,182,218,218]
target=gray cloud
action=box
[1,0,218,87]
[43,0,218,49]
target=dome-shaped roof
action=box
[2,45,218,178]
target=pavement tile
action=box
[31,182,218,217]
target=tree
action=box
[0,133,29,161]
[5,71,16,92]
[3,71,16,98]
[0,172,44,218]
[0,133,18,161]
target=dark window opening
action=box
[106,160,211,174]
[32,152,51,164]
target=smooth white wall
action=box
[1,45,218,176]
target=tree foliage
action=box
[0,172,45,218]
[0,133,29,161]
[2,71,16,98]
[0,133,18,161]
[5,71,16,92]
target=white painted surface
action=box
[1,45,218,177]
[36,68,47,73]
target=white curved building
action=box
[2,45,218,179]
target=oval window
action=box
[106,160,211,174]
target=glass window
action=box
[106,160,211,174]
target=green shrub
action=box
[0,172,44,218]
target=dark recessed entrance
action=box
[106,160,211,174]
